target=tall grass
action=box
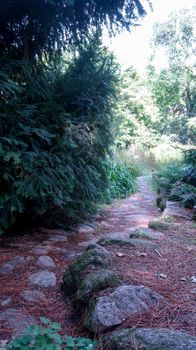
[115,142,184,175]
[106,162,138,200]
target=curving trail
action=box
[0,176,195,343]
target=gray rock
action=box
[63,246,111,295]
[0,297,12,307]
[85,297,125,332]
[85,285,164,333]
[48,234,68,242]
[76,269,120,305]
[98,237,158,250]
[20,290,45,303]
[148,220,175,231]
[104,328,196,350]
[37,255,55,268]
[28,270,56,287]
[0,309,35,337]
[63,251,79,259]
[163,201,190,219]
[31,246,50,255]
[0,256,25,275]
[129,228,163,240]
[78,224,95,234]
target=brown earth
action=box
[0,176,195,344]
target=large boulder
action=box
[85,285,164,333]
[63,246,111,295]
[103,327,196,350]
[76,269,120,306]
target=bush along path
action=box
[0,176,196,349]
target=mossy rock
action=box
[129,228,163,240]
[103,328,196,350]
[156,196,167,211]
[148,220,174,231]
[76,269,120,306]
[85,285,164,333]
[63,246,111,295]
[98,236,158,249]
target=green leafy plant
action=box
[7,317,98,350]
[106,162,138,200]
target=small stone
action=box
[78,224,95,234]
[20,290,45,303]
[31,246,50,255]
[116,253,124,257]
[0,297,12,307]
[37,256,55,268]
[158,273,167,279]
[0,309,35,337]
[0,257,25,275]
[180,277,187,282]
[63,251,78,259]
[191,276,196,284]
[28,270,56,287]
[48,234,68,242]
[136,252,147,257]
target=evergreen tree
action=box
[0,0,149,59]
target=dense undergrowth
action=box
[152,149,196,213]
[0,40,120,234]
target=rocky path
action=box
[0,176,195,346]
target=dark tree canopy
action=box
[0,0,149,59]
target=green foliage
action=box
[153,161,196,210]
[149,6,196,144]
[154,162,186,187]
[7,317,98,350]
[106,162,138,200]
[184,149,196,166]
[0,0,148,59]
[114,67,158,149]
[0,39,119,234]
[180,165,196,186]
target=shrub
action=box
[7,317,98,350]
[184,149,196,166]
[180,165,196,186]
[0,39,119,234]
[106,162,138,200]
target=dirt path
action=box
[0,176,195,342]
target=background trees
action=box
[148,6,196,144]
